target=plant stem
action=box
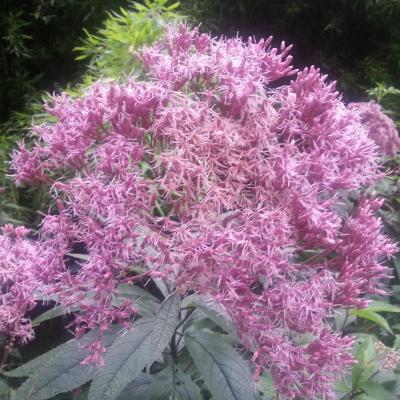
[338,369,381,400]
[172,363,177,400]
[175,307,195,333]
[169,307,195,400]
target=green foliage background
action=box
[181,0,400,100]
[0,0,130,124]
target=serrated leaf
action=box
[185,330,258,400]
[350,309,393,334]
[15,328,119,400]
[17,362,92,400]
[116,373,152,400]
[88,318,154,400]
[5,346,63,378]
[89,293,180,400]
[147,293,181,365]
[5,328,114,378]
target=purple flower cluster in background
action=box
[348,100,400,156]
[3,24,399,398]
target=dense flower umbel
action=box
[7,24,396,398]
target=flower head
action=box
[7,23,397,399]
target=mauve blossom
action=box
[348,100,400,156]
[5,24,398,398]
[0,225,64,344]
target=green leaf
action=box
[147,369,171,400]
[147,366,202,400]
[183,295,237,338]
[115,284,160,302]
[175,368,203,400]
[89,293,180,400]
[5,328,115,378]
[258,373,276,399]
[114,283,160,316]
[366,300,400,313]
[361,381,388,399]
[116,373,152,400]
[146,293,181,366]
[165,2,180,11]
[392,323,400,331]
[394,257,400,279]
[352,336,377,387]
[32,305,79,326]
[350,309,393,334]
[4,344,64,378]
[88,319,153,400]
[394,335,400,351]
[185,330,258,400]
[0,378,10,400]
[15,328,119,400]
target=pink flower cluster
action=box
[0,225,63,345]
[6,24,397,398]
[348,100,400,156]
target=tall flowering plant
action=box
[1,24,397,400]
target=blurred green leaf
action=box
[366,300,400,314]
[350,309,393,334]
[258,373,276,399]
